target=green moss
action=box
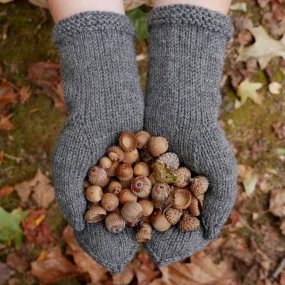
[0,95,66,187]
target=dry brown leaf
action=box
[6,251,29,273]
[0,114,15,131]
[150,251,234,285]
[135,265,160,285]
[0,80,18,109]
[31,247,80,284]
[269,189,285,217]
[19,86,31,104]
[112,263,136,285]
[62,226,108,284]
[0,262,10,285]
[14,169,55,208]
[0,185,14,197]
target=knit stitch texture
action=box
[144,5,237,266]
[52,11,144,273]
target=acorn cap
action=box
[136,223,152,243]
[85,205,106,223]
[188,196,200,217]
[165,207,183,225]
[119,131,137,152]
[151,183,171,203]
[156,152,180,170]
[189,176,209,197]
[173,189,192,210]
[107,146,125,162]
[174,167,191,188]
[179,212,200,232]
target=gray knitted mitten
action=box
[144,5,237,266]
[52,12,144,273]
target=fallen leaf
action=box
[150,251,234,285]
[135,265,160,285]
[0,185,14,197]
[14,169,55,208]
[0,80,18,109]
[0,114,15,131]
[112,263,136,285]
[62,226,108,284]
[0,262,10,285]
[238,165,258,196]
[269,82,282,94]
[31,247,80,284]
[237,26,285,69]
[269,189,285,217]
[19,86,31,103]
[0,207,28,247]
[6,251,29,273]
[22,209,55,248]
[237,78,263,106]
[273,122,285,141]
[230,3,247,12]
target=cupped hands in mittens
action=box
[52,11,144,273]
[143,5,237,266]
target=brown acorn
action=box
[85,205,106,223]
[107,181,123,195]
[140,148,155,164]
[121,202,143,223]
[105,161,120,177]
[179,212,200,232]
[165,208,183,225]
[188,196,200,216]
[189,176,209,197]
[119,131,137,152]
[148,172,157,185]
[151,183,171,203]
[174,167,191,188]
[123,149,139,164]
[133,162,150,177]
[105,213,125,233]
[131,176,152,198]
[99,157,112,169]
[156,152,180,170]
[101,193,119,212]
[107,146,125,162]
[116,163,134,181]
[88,166,110,188]
[136,131,151,149]
[136,223,152,242]
[148,137,169,157]
[138,200,154,217]
[151,209,171,232]
[120,177,134,189]
[173,189,192,210]
[119,189,138,204]
[85,186,103,203]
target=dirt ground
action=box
[0,0,285,284]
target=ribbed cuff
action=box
[53,11,135,46]
[149,5,234,41]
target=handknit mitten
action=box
[144,5,237,266]
[52,11,144,273]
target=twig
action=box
[3,152,22,163]
[270,257,285,281]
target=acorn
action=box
[85,205,106,223]
[174,167,191,188]
[148,172,157,185]
[173,189,192,210]
[138,200,154,217]
[107,181,123,195]
[151,183,171,203]
[140,148,155,164]
[120,177,134,189]
[83,179,91,189]
[101,193,119,212]
[119,131,137,152]
[116,163,134,181]
[165,208,183,225]
[136,223,152,242]
[179,212,200,232]
[153,163,179,184]
[85,186,103,203]
[105,213,125,233]
[148,137,169,157]
[136,131,151,149]
[133,162,150,177]
[105,161,120,177]
[119,189,138,204]
[189,176,209,197]
[99,157,112,169]
[121,202,143,223]
[123,149,139,164]
[88,166,110,188]
[131,176,152,198]
[151,209,171,232]
[107,146,125,162]
[188,196,200,216]
[156,152,180,170]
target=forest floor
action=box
[0,0,285,284]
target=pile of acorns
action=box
[84,131,209,242]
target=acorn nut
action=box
[88,166,110,188]
[101,193,119,212]
[116,163,134,181]
[85,186,103,203]
[121,201,143,223]
[136,131,151,149]
[138,200,154,217]
[119,189,138,205]
[107,146,125,162]
[136,223,152,242]
[133,162,150,177]
[131,176,152,198]
[105,213,125,233]
[151,209,171,232]
[189,176,209,197]
[148,137,169,157]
